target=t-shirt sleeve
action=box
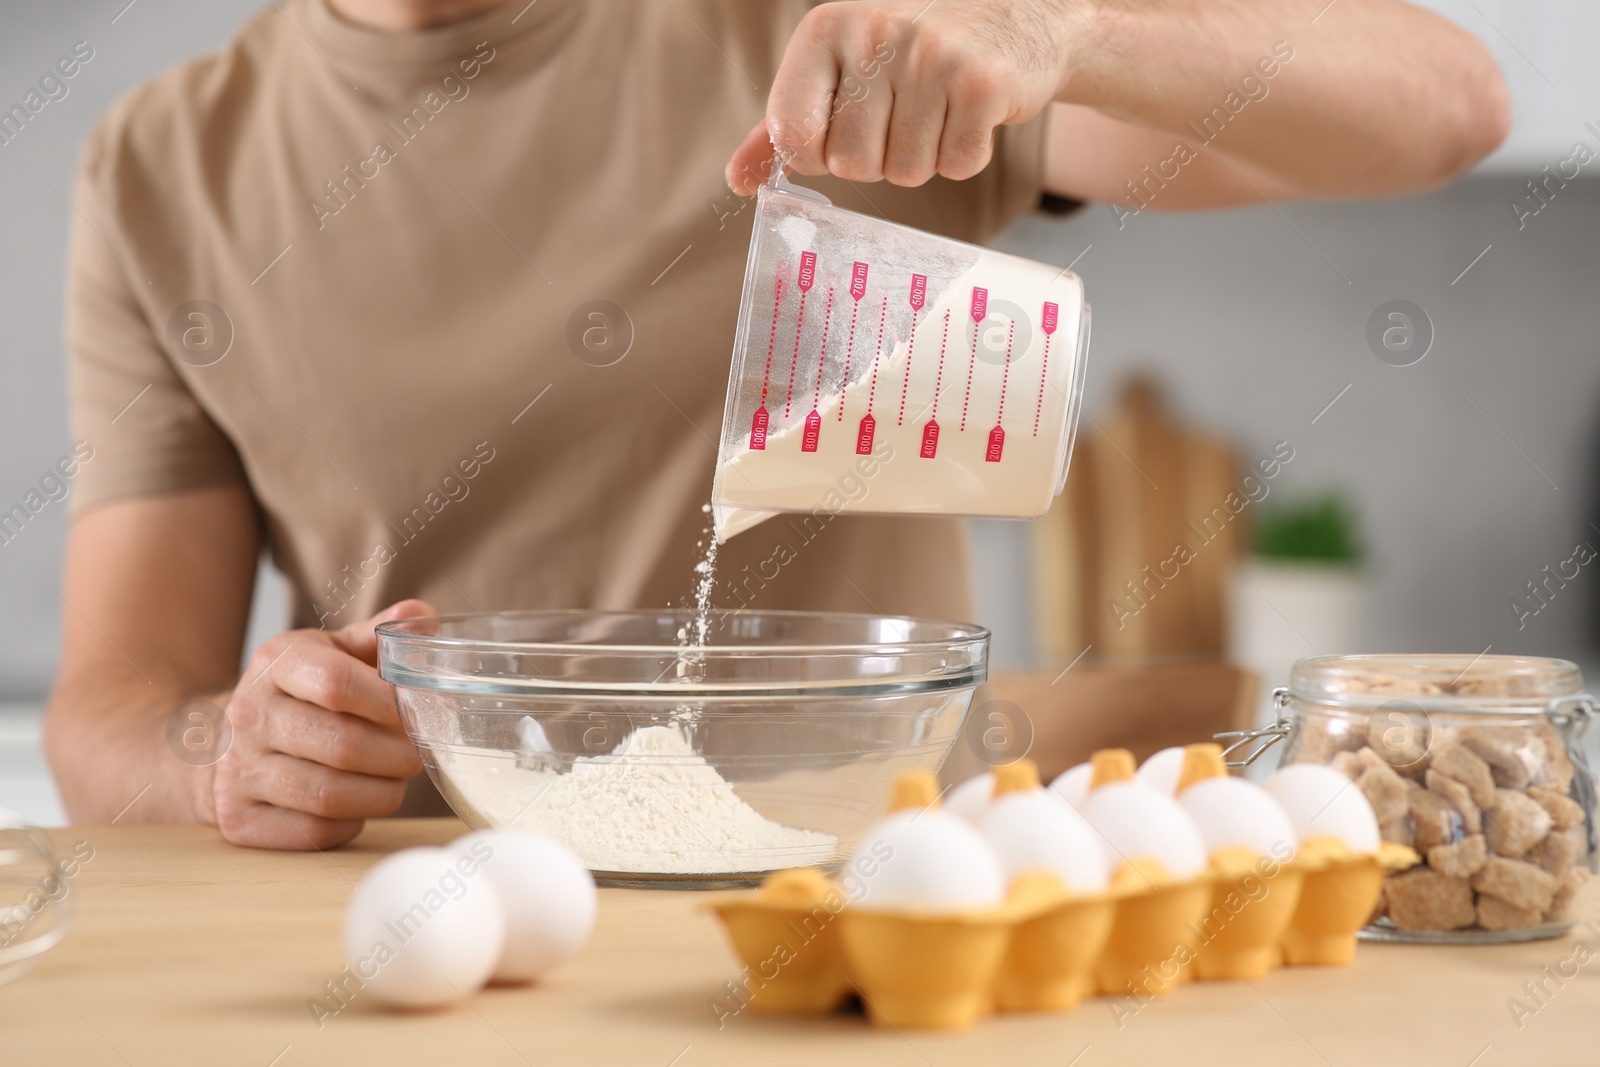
[65,115,248,514]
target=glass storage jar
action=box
[1235,654,1595,943]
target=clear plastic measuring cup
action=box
[711,177,1090,542]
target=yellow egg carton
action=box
[708,752,1417,1031]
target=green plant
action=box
[1253,493,1362,563]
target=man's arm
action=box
[45,486,429,848]
[726,0,1510,202]
[46,486,259,825]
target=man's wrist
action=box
[1049,0,1133,108]
[186,688,232,825]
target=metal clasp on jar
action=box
[1214,686,1293,768]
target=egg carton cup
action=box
[709,868,1118,1029]
[1094,859,1215,997]
[1183,846,1307,981]
[1278,837,1419,966]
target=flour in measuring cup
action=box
[434,725,835,874]
[713,249,1084,542]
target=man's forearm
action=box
[1056,0,1510,196]
[45,668,223,825]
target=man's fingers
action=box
[258,693,422,779]
[247,752,410,822]
[267,641,399,725]
[766,9,845,176]
[938,85,1009,181]
[823,61,895,182]
[883,78,946,187]
[218,799,365,851]
[726,120,779,195]
[331,598,436,665]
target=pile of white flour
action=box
[435,724,835,874]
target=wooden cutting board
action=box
[1,819,1593,1065]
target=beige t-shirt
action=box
[67,0,1044,631]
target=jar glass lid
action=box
[1289,654,1585,710]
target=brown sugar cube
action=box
[1472,857,1557,912]
[1356,762,1412,825]
[1530,721,1575,793]
[1381,818,1415,848]
[1426,771,1483,833]
[1385,868,1478,931]
[1430,745,1498,810]
[1329,750,1365,781]
[1477,893,1545,931]
[1365,714,1431,771]
[1531,828,1584,875]
[1456,724,1538,790]
[1427,834,1488,879]
[1292,716,1367,763]
[1528,786,1585,831]
[1409,786,1459,852]
[1484,789,1553,858]
[1547,868,1592,923]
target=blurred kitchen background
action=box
[3,1,1598,824]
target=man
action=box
[46,0,1508,848]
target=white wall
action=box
[977,176,1600,669]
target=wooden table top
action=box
[2,819,1596,1066]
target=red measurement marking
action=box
[857,413,876,454]
[802,410,821,452]
[850,261,869,301]
[837,299,861,422]
[784,254,817,419]
[758,275,784,407]
[898,274,927,426]
[857,299,887,453]
[865,297,886,417]
[1034,301,1059,438]
[752,275,784,451]
[811,287,835,412]
[994,319,1016,424]
[961,287,987,432]
[921,310,950,457]
[797,251,817,292]
[986,424,1005,462]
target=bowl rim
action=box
[375,608,990,698]
[376,607,989,653]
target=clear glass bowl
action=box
[376,609,988,888]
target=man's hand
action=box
[726,0,1509,207]
[211,600,433,850]
[726,0,1075,194]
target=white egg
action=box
[343,847,506,1008]
[1262,763,1380,853]
[1178,777,1298,859]
[1136,747,1186,794]
[1048,762,1092,812]
[453,829,596,984]
[848,809,1006,910]
[944,772,996,824]
[978,790,1110,892]
[1082,781,1208,879]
